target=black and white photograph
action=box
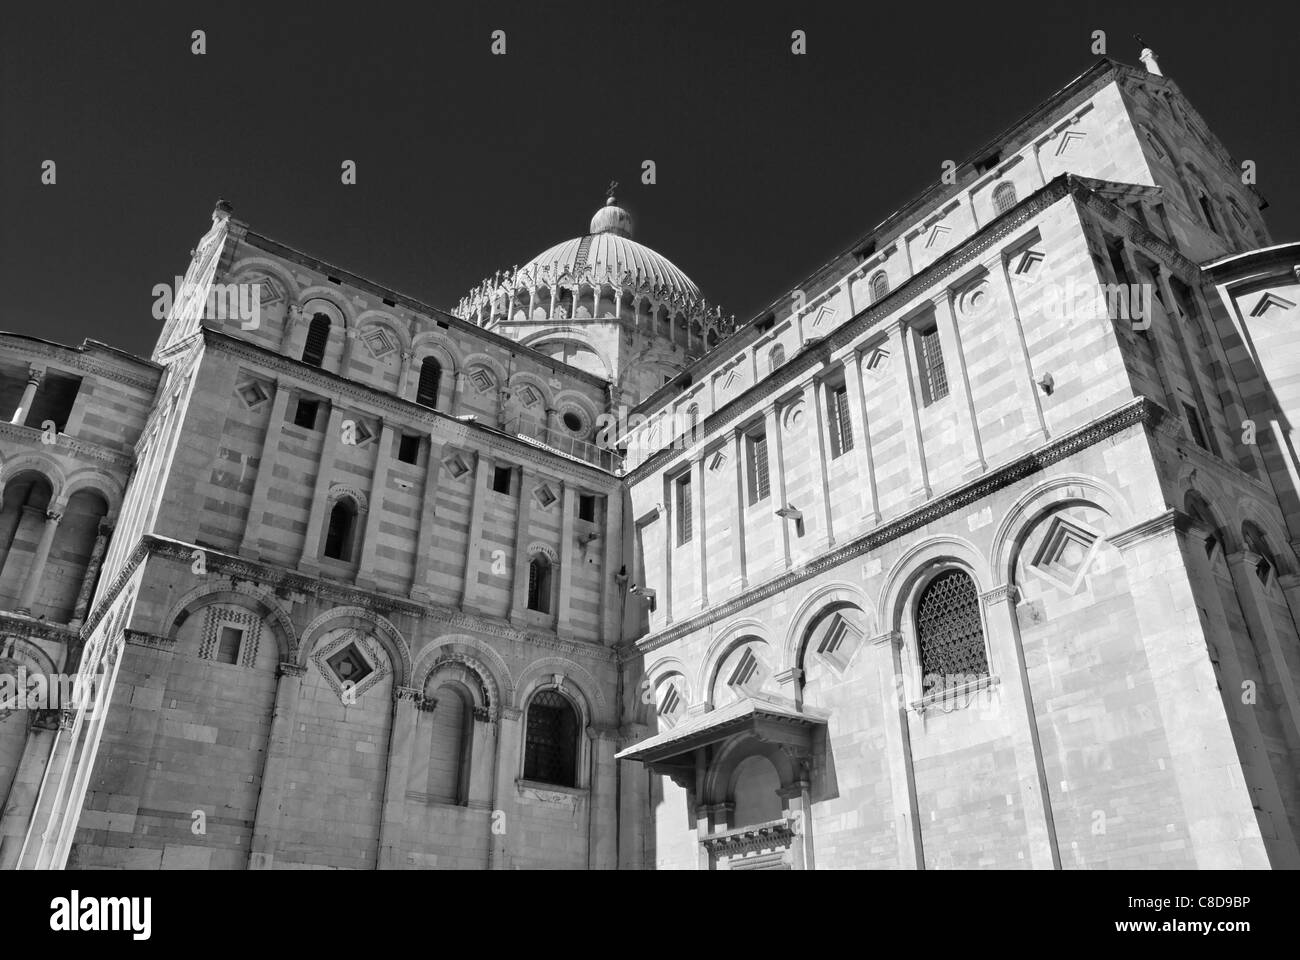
[1,0,1297,940]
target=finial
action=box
[605,179,619,204]
[1134,34,1162,76]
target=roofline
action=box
[0,331,163,373]
[228,227,616,394]
[1201,241,1300,274]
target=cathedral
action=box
[2,48,1299,870]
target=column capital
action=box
[981,583,1020,607]
[277,662,306,678]
[394,685,422,704]
[26,365,45,383]
[1107,509,1178,550]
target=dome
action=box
[514,197,701,302]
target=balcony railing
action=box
[501,413,623,472]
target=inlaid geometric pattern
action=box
[199,607,262,667]
[925,223,951,249]
[236,380,269,408]
[1029,516,1099,592]
[468,367,495,392]
[444,453,470,479]
[361,327,397,359]
[312,630,389,703]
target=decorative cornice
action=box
[0,422,135,471]
[628,174,1088,481]
[1107,508,1179,550]
[980,584,1021,607]
[0,613,78,647]
[701,818,795,858]
[635,397,1158,654]
[202,327,619,484]
[0,334,161,392]
[123,629,175,650]
[79,534,619,665]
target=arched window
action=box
[323,499,358,561]
[523,689,578,786]
[869,271,889,303]
[992,181,1017,215]
[527,554,552,613]
[416,357,441,408]
[915,569,988,692]
[1242,522,1276,588]
[686,403,700,441]
[427,683,472,804]
[769,344,785,372]
[302,314,331,367]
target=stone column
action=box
[995,252,1049,443]
[10,365,43,426]
[239,379,293,559]
[398,350,414,399]
[871,630,922,868]
[981,584,1059,869]
[1184,524,1300,866]
[278,304,302,353]
[377,686,421,869]
[1110,511,1271,867]
[891,321,930,501]
[460,452,492,612]
[556,482,577,635]
[731,427,748,591]
[16,510,62,615]
[765,403,791,572]
[1118,240,1181,419]
[297,403,345,574]
[0,714,59,869]
[409,435,443,600]
[355,419,392,589]
[340,326,358,374]
[937,289,985,475]
[804,379,834,552]
[509,466,535,621]
[586,728,619,870]
[489,708,523,869]
[1225,550,1300,747]
[840,348,880,526]
[692,454,708,608]
[69,520,112,627]
[248,662,306,869]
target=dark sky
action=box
[3,1,1297,361]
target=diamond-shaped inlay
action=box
[1054,129,1086,157]
[810,304,837,329]
[658,683,684,726]
[722,368,743,391]
[1014,249,1045,278]
[361,327,396,359]
[1029,516,1099,592]
[469,367,495,392]
[925,223,951,249]
[1250,292,1296,317]
[253,277,285,306]
[708,450,727,472]
[535,484,557,508]
[445,453,470,479]
[351,419,374,445]
[326,642,374,687]
[864,346,891,373]
[237,380,269,408]
[516,384,541,407]
[816,614,863,674]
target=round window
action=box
[562,411,583,432]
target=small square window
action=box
[578,494,596,522]
[397,434,421,464]
[492,465,513,494]
[216,626,242,665]
[294,398,320,429]
[1183,402,1207,449]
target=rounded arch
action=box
[297,607,411,687]
[782,580,874,672]
[877,534,991,630]
[62,469,124,520]
[0,635,60,677]
[159,578,298,662]
[353,310,412,353]
[226,256,299,303]
[698,619,775,709]
[868,269,890,302]
[410,336,460,376]
[0,455,66,506]
[990,474,1132,584]
[298,291,352,330]
[326,483,368,514]
[1236,500,1295,575]
[458,351,508,386]
[702,734,799,806]
[525,541,559,564]
[411,633,514,706]
[504,371,553,412]
[514,655,606,720]
[422,654,493,719]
